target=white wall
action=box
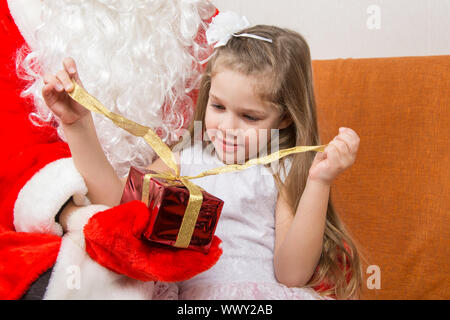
[210,0,450,60]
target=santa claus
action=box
[0,0,221,299]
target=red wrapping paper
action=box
[121,166,224,253]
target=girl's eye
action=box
[212,104,225,110]
[244,115,259,122]
[211,104,259,122]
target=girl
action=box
[43,25,362,300]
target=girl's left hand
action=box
[308,127,360,185]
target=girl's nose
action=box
[218,124,239,136]
[217,116,240,135]
[217,129,245,146]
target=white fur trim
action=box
[44,204,159,300]
[14,158,88,236]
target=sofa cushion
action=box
[312,55,449,299]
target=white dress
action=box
[157,144,326,300]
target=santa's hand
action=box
[42,57,90,125]
[308,127,360,185]
[84,200,223,282]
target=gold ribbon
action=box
[68,80,327,248]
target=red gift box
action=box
[121,166,224,253]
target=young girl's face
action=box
[204,68,290,164]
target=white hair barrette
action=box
[206,11,272,48]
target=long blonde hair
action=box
[172,25,362,299]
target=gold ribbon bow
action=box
[68,80,327,248]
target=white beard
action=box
[11,0,215,177]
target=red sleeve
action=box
[0,1,63,300]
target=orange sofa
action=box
[312,55,449,299]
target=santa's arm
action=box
[12,155,90,236]
[1,0,116,236]
[9,15,129,239]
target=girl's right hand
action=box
[42,57,90,125]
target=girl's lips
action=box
[214,137,241,153]
[216,137,240,147]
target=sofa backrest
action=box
[312,55,449,299]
